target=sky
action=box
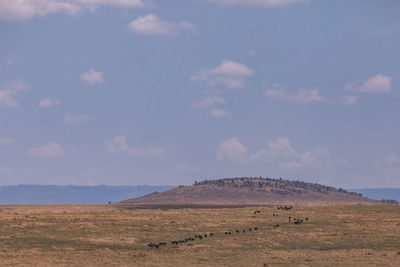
[0,0,399,188]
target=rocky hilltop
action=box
[118,177,378,207]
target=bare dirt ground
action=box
[0,204,399,266]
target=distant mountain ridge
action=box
[0,183,397,205]
[0,185,174,205]
[119,177,379,207]
[348,188,400,202]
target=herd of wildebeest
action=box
[147,205,308,249]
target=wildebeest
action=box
[148,243,159,249]
[236,230,240,233]
[293,218,303,225]
[248,228,252,231]
[289,216,291,222]
[210,233,215,237]
[243,229,246,233]
[254,227,258,230]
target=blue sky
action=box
[0,0,399,188]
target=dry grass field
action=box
[0,204,399,266]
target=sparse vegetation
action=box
[195,177,348,193]
[0,204,399,266]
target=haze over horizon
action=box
[1,0,399,188]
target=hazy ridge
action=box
[0,184,397,205]
[0,185,174,205]
[349,188,400,202]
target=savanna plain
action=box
[0,204,399,266]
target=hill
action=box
[118,177,378,207]
[0,185,174,205]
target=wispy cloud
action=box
[210,109,232,119]
[341,95,358,105]
[206,0,310,8]
[217,137,331,170]
[64,114,91,125]
[27,142,64,158]
[190,96,226,109]
[345,74,392,93]
[38,98,60,108]
[80,69,103,84]
[106,135,165,159]
[265,84,324,104]
[190,60,254,89]
[0,137,15,146]
[0,0,154,21]
[128,14,195,36]
[0,79,33,107]
[383,154,400,164]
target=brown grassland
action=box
[0,204,399,266]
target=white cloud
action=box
[106,135,129,153]
[265,84,324,104]
[190,60,254,89]
[27,142,64,158]
[191,96,226,109]
[80,69,103,84]
[0,90,18,107]
[38,98,60,108]
[64,114,91,125]
[341,95,358,105]
[0,0,153,21]
[0,137,15,146]
[384,154,400,164]
[106,135,164,159]
[0,79,33,107]
[128,147,165,158]
[345,74,392,93]
[210,109,232,119]
[216,137,247,162]
[207,0,310,8]
[247,49,256,57]
[217,136,331,169]
[128,14,195,36]
[0,165,13,175]
[5,55,20,66]
[4,79,33,91]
